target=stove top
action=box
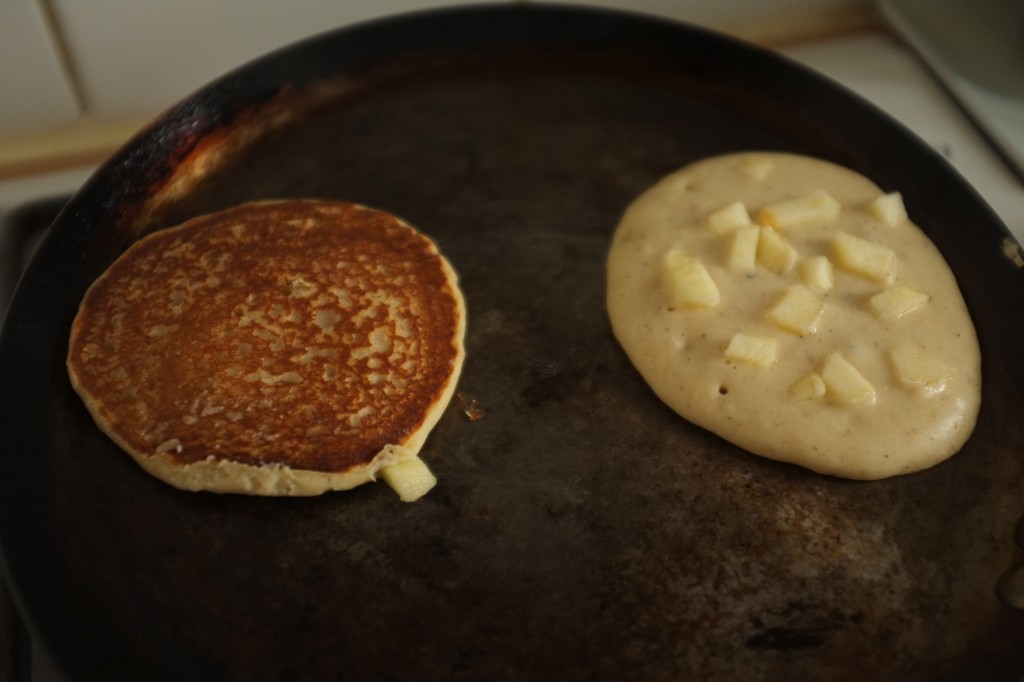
[882,0,1024,183]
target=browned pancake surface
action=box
[68,200,463,482]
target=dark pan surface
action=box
[2,5,1023,681]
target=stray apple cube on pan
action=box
[758,190,841,229]
[866,192,907,228]
[708,201,754,234]
[662,250,720,308]
[725,333,778,367]
[766,284,825,336]
[821,351,876,404]
[868,285,929,320]
[379,456,437,503]
[833,231,897,284]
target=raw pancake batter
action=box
[607,152,980,479]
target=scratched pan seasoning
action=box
[1,6,1023,681]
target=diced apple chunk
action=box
[787,372,826,402]
[866,192,907,228]
[821,351,876,404]
[758,190,841,229]
[868,285,930,320]
[833,231,897,284]
[380,456,437,502]
[756,227,798,275]
[725,333,778,367]
[739,155,775,181]
[766,284,825,336]
[663,251,720,308]
[708,201,754,234]
[726,225,760,273]
[888,341,954,389]
[800,255,835,293]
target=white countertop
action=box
[783,31,1024,244]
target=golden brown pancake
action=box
[67,200,465,498]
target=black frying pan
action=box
[1,5,1022,681]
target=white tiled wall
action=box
[46,0,505,121]
[3,0,862,138]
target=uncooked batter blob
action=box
[607,152,980,479]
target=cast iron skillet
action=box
[1,5,1022,681]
